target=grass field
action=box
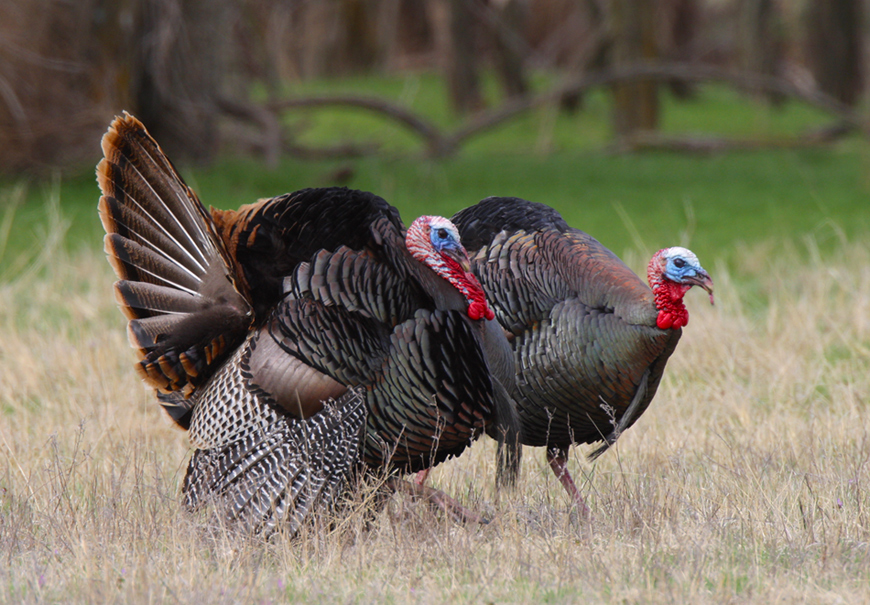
[1,77,870,602]
[1,236,868,603]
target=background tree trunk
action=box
[447,0,485,115]
[132,0,232,164]
[805,0,863,107]
[665,0,699,99]
[738,0,784,104]
[489,0,530,99]
[338,0,384,72]
[557,0,609,114]
[609,0,659,137]
[0,0,128,173]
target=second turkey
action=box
[452,196,714,515]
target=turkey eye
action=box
[673,258,686,268]
[437,228,448,239]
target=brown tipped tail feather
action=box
[98,112,252,423]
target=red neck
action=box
[441,254,494,321]
[406,217,494,321]
[648,253,690,330]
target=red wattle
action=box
[467,301,494,321]
[648,253,691,331]
[440,254,495,321]
[656,312,673,330]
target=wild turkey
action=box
[452,197,713,513]
[97,113,517,532]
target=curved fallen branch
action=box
[224,62,868,161]
[267,95,449,156]
[607,123,854,155]
[443,62,868,156]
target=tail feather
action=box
[126,315,189,349]
[97,112,252,403]
[183,388,366,535]
[104,233,202,294]
[98,115,217,268]
[98,164,213,280]
[98,194,207,280]
[114,281,203,318]
[157,391,195,428]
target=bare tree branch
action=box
[283,142,379,160]
[254,62,868,161]
[267,94,447,155]
[444,61,869,155]
[217,96,282,168]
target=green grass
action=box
[2,73,869,274]
[8,145,869,272]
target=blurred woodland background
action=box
[0,0,866,174]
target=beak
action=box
[442,246,472,273]
[685,271,715,305]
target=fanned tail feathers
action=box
[97,113,252,407]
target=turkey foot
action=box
[386,477,489,525]
[414,468,431,485]
[547,448,591,519]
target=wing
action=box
[469,230,573,333]
[363,308,495,471]
[269,246,496,472]
[182,335,366,537]
[513,298,680,447]
[265,244,424,392]
[97,113,252,422]
[210,188,405,318]
[454,196,658,333]
[467,229,658,335]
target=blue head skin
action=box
[649,246,715,329]
[661,246,714,299]
[427,217,470,271]
[428,218,461,252]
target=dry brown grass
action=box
[1,229,869,603]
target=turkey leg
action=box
[386,477,489,525]
[414,468,431,485]
[547,448,590,517]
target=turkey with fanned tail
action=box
[97,113,518,533]
[452,196,713,516]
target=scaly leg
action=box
[547,448,590,518]
[414,467,431,486]
[385,477,489,525]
